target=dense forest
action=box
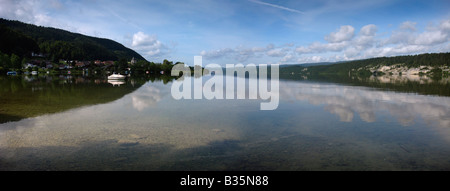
[0,18,144,66]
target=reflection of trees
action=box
[146,74,178,84]
[280,81,450,129]
[367,75,450,85]
[0,75,145,124]
[0,74,179,123]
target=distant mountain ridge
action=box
[280,52,450,76]
[280,61,344,68]
[0,18,145,61]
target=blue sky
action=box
[1,0,449,66]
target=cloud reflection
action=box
[280,81,450,129]
[130,83,169,111]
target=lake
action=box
[1,74,450,170]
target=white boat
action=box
[108,74,126,80]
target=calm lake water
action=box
[1,74,450,170]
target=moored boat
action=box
[108,74,126,80]
[7,71,17,76]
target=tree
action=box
[10,54,21,69]
[117,58,129,73]
[163,59,173,66]
[129,60,150,74]
[149,62,158,73]
[160,63,172,73]
[0,51,6,71]
[0,52,11,70]
[21,57,28,67]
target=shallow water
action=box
[1,75,450,170]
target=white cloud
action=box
[441,19,450,33]
[399,21,417,31]
[360,24,377,36]
[364,45,428,58]
[201,43,283,61]
[354,35,376,48]
[296,25,360,55]
[33,14,54,26]
[0,0,46,24]
[203,19,449,65]
[324,25,355,43]
[0,0,109,38]
[281,54,296,62]
[236,48,257,62]
[352,24,378,49]
[200,43,300,64]
[131,32,168,59]
[0,0,69,28]
[413,20,450,46]
[344,47,361,58]
[200,48,235,59]
[415,31,448,45]
[385,19,450,47]
[253,44,275,52]
[294,19,450,63]
[132,32,157,47]
[317,41,349,52]
[295,46,312,54]
[267,48,287,57]
[297,55,328,63]
[296,41,349,54]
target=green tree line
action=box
[0,51,27,73]
[129,59,179,75]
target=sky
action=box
[0,0,449,66]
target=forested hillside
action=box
[0,18,145,62]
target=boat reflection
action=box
[108,80,126,86]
